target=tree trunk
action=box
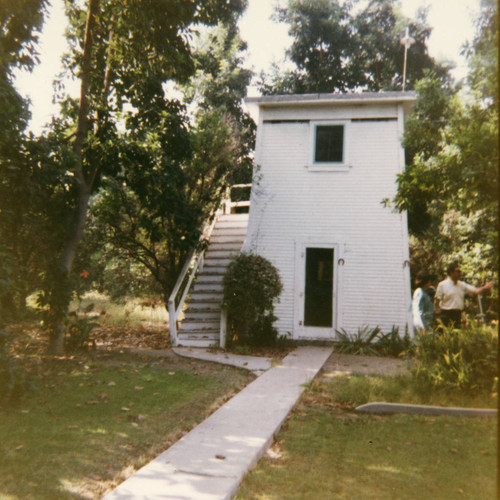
[48,0,100,355]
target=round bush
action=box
[223,253,282,346]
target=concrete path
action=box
[103,346,333,500]
[356,402,498,418]
[173,347,273,375]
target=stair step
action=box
[188,296,222,305]
[209,234,246,244]
[180,319,220,330]
[208,241,243,251]
[212,228,247,238]
[192,282,223,292]
[183,309,220,320]
[178,329,219,337]
[203,257,233,267]
[176,336,219,348]
[218,214,249,223]
[214,220,249,229]
[196,274,224,283]
[190,288,222,297]
[185,302,222,311]
[205,249,239,259]
[199,266,228,275]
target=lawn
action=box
[0,349,253,499]
[235,374,497,500]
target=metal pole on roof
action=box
[401,27,415,91]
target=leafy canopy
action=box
[260,0,450,94]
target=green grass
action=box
[0,352,253,499]
[319,372,497,409]
[235,374,497,500]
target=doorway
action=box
[304,247,334,327]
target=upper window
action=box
[315,125,344,163]
[309,121,348,171]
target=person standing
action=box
[435,263,493,327]
[412,274,435,333]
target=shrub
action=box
[335,326,381,355]
[223,253,282,346]
[65,308,99,352]
[414,323,498,392]
[376,326,414,357]
[335,325,414,357]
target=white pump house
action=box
[243,92,416,341]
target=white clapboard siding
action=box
[244,94,413,339]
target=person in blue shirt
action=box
[412,273,435,333]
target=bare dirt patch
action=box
[321,352,412,377]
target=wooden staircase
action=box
[175,213,248,347]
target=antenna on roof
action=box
[400,27,415,92]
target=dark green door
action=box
[304,248,334,327]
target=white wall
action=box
[244,100,412,340]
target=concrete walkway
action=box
[103,346,333,500]
[356,402,497,418]
[173,347,274,375]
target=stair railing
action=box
[223,184,252,214]
[168,183,252,347]
[168,211,219,347]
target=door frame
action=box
[293,240,343,340]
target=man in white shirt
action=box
[435,263,493,327]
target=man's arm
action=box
[473,281,493,295]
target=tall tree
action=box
[79,20,254,308]
[0,0,48,319]
[33,0,246,353]
[183,21,255,184]
[260,0,449,94]
[0,0,46,148]
[393,0,498,282]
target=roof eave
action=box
[245,91,417,107]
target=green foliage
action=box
[223,253,283,346]
[0,0,47,148]
[261,0,449,94]
[376,326,414,357]
[1,0,249,354]
[335,325,412,357]
[414,324,498,392]
[335,326,381,355]
[183,20,255,185]
[394,2,498,281]
[0,2,54,317]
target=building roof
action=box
[245,91,416,107]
